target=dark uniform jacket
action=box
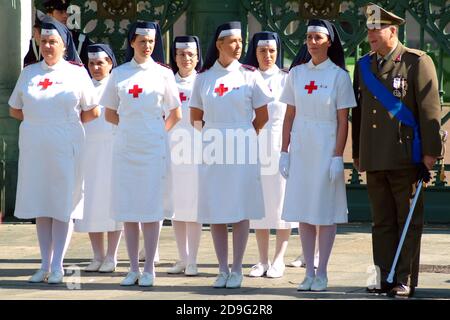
[71,29,94,68]
[23,39,40,67]
[352,43,442,171]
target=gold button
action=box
[372,109,377,114]
[372,124,377,129]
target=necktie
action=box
[377,57,385,71]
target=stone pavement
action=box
[0,223,449,300]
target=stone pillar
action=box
[0,0,32,219]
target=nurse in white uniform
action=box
[244,32,296,279]
[190,21,273,289]
[8,18,99,284]
[166,36,203,277]
[74,44,123,273]
[279,19,356,291]
[101,21,182,287]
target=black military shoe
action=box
[388,284,415,298]
[366,282,396,294]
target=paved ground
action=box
[0,223,449,300]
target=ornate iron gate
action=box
[4,0,446,221]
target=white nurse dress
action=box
[100,58,181,223]
[280,59,356,225]
[189,60,273,224]
[8,60,96,222]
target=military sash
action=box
[359,55,422,163]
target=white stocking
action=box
[35,217,53,272]
[50,218,74,273]
[316,224,337,278]
[186,222,202,265]
[210,224,229,274]
[172,220,188,263]
[299,223,317,278]
[231,220,249,274]
[88,232,105,262]
[124,222,140,272]
[106,230,122,262]
[141,221,161,274]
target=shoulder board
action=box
[404,47,425,57]
[280,67,289,74]
[69,61,84,67]
[156,62,172,70]
[240,64,256,71]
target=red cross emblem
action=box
[304,81,318,94]
[179,92,187,102]
[128,84,143,98]
[38,78,53,90]
[214,84,228,97]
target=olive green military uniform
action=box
[352,42,442,287]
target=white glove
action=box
[329,156,344,182]
[279,152,290,179]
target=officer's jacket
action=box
[352,43,442,171]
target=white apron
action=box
[189,60,273,224]
[75,78,123,232]
[169,72,199,222]
[100,58,181,222]
[250,66,295,230]
[8,60,96,222]
[280,59,356,225]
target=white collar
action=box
[176,71,197,83]
[92,76,109,87]
[41,59,66,71]
[307,58,332,70]
[212,59,241,72]
[130,57,155,70]
[259,65,279,76]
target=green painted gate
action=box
[1,0,449,222]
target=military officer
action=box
[24,0,92,68]
[23,10,46,67]
[352,3,442,298]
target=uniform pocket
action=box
[398,124,413,164]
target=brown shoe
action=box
[366,282,395,294]
[388,284,415,298]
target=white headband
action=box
[307,26,329,35]
[135,28,156,37]
[175,42,197,49]
[41,29,59,36]
[218,29,241,38]
[257,39,277,47]
[88,51,109,59]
